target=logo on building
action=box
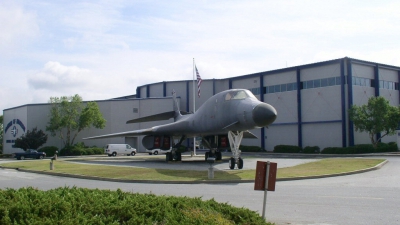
[5,119,26,144]
[11,126,18,137]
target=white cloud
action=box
[0,1,39,52]
[2,0,400,114]
[28,61,91,91]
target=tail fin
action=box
[172,90,182,121]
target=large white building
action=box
[3,57,400,154]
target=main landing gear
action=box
[165,135,185,162]
[227,131,244,170]
[202,132,244,170]
[202,138,223,162]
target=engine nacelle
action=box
[203,135,230,149]
[142,135,171,150]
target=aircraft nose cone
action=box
[252,103,277,127]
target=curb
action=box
[0,159,388,184]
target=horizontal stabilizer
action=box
[243,130,257,139]
[83,128,155,139]
[126,111,190,124]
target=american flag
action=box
[195,66,202,97]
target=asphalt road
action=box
[1,155,399,225]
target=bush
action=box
[302,146,320,154]
[322,143,399,154]
[0,187,271,225]
[273,145,301,153]
[321,147,353,154]
[60,144,104,156]
[38,146,59,156]
[376,142,398,152]
[351,144,373,154]
[0,154,12,158]
[91,147,104,155]
[240,145,263,152]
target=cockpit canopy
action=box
[224,90,256,101]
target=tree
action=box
[46,94,106,148]
[349,96,400,148]
[14,127,48,151]
[0,115,3,154]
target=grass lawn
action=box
[1,158,385,181]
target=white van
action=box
[105,144,137,157]
[145,148,172,155]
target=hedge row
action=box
[0,187,270,225]
[38,143,104,157]
[321,142,398,154]
[273,142,398,154]
[239,145,263,152]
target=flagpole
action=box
[193,58,197,156]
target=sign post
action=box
[254,161,277,220]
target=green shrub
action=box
[38,146,59,156]
[273,145,301,153]
[376,142,398,152]
[0,187,271,225]
[91,147,104,155]
[240,145,263,152]
[302,146,320,154]
[321,147,352,154]
[85,148,94,155]
[70,148,85,156]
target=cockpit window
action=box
[244,90,257,99]
[225,90,251,101]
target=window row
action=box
[302,76,342,89]
[379,80,398,90]
[248,76,400,95]
[265,82,297,94]
[352,76,399,90]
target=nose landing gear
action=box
[228,131,244,170]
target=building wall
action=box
[302,123,342,148]
[4,57,400,154]
[265,125,298,150]
[149,83,164,97]
[3,106,29,154]
[3,98,176,154]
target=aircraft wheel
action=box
[229,157,235,170]
[216,152,222,160]
[238,157,244,169]
[205,152,209,160]
[175,152,182,161]
[166,153,172,161]
[154,151,158,155]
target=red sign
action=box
[154,136,160,148]
[220,136,228,147]
[163,136,170,149]
[254,161,277,191]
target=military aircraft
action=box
[84,89,277,169]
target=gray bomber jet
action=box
[84,89,277,169]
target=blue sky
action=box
[1,0,400,113]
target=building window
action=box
[378,80,397,90]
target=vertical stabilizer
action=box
[172,90,182,121]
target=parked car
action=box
[13,149,46,160]
[145,148,172,155]
[105,144,137,157]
